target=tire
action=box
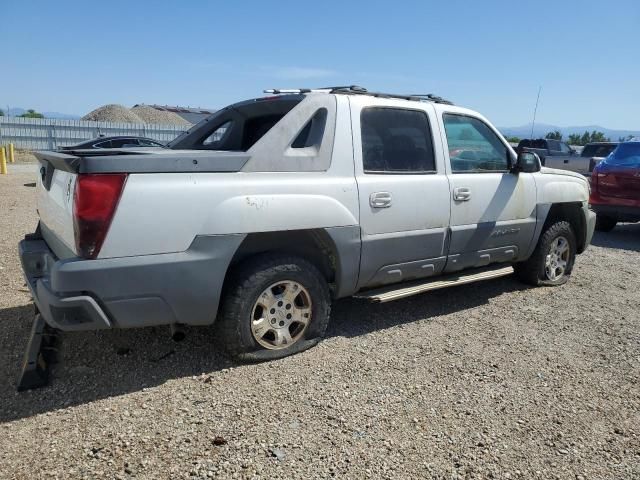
[595,215,617,232]
[217,254,331,361]
[514,221,577,287]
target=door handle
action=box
[453,187,471,201]
[370,191,392,208]
[563,159,569,163]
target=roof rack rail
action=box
[263,86,366,94]
[263,85,453,105]
[329,86,453,105]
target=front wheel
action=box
[515,221,577,286]
[217,254,331,361]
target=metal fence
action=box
[0,116,189,150]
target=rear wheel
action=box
[217,254,331,361]
[595,215,617,232]
[515,221,576,286]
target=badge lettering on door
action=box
[491,228,520,237]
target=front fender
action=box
[539,177,589,204]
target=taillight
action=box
[73,174,127,259]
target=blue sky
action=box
[1,0,638,128]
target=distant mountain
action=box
[1,106,80,119]
[500,123,640,141]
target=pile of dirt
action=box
[82,104,143,123]
[131,105,190,125]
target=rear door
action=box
[350,96,451,289]
[438,111,537,272]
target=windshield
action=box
[605,143,640,167]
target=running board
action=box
[354,266,514,303]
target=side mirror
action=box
[513,151,541,173]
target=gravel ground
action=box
[12,149,37,164]
[0,170,639,479]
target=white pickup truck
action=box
[20,86,595,364]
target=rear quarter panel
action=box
[99,96,359,258]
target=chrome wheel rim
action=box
[545,236,570,281]
[250,281,312,350]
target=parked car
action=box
[582,142,618,173]
[22,86,595,366]
[59,136,166,150]
[589,140,640,231]
[517,138,586,173]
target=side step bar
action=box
[354,265,514,303]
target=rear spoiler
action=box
[34,149,251,174]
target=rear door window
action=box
[360,108,436,173]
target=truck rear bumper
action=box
[19,233,245,332]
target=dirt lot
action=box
[1,167,639,479]
[6,149,38,163]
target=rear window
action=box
[546,140,560,151]
[581,144,617,158]
[168,97,303,151]
[605,143,640,167]
[518,139,547,149]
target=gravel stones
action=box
[131,105,191,126]
[82,104,191,125]
[82,104,146,123]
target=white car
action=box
[21,86,596,368]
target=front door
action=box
[439,113,537,272]
[350,97,451,289]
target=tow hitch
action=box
[17,310,61,391]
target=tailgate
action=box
[34,152,79,257]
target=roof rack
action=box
[263,86,453,105]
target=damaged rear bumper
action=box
[19,231,245,332]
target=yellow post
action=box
[0,147,7,175]
[8,143,15,163]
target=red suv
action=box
[590,140,640,231]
